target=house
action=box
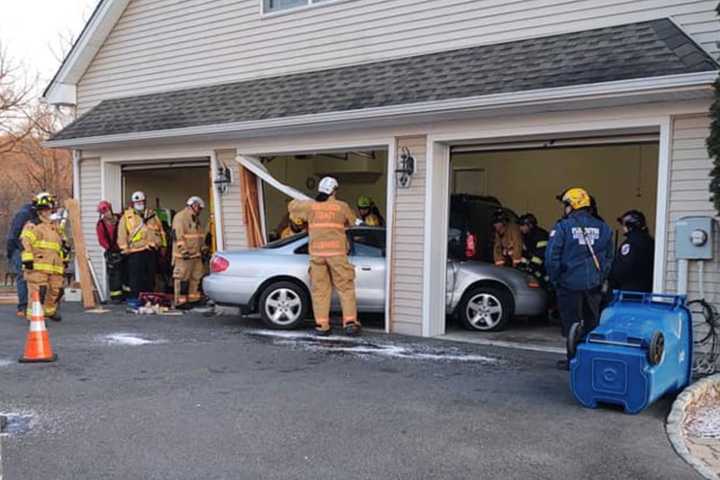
[45,0,720,338]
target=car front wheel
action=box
[258,281,309,329]
[458,286,513,332]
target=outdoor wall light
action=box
[395,146,415,188]
[214,166,232,194]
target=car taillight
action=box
[527,277,541,288]
[210,255,229,273]
[465,233,477,259]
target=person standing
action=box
[118,191,166,300]
[96,200,126,304]
[19,193,66,321]
[517,213,549,284]
[546,188,613,370]
[609,210,655,293]
[172,196,207,308]
[6,200,37,317]
[289,177,360,336]
[492,209,523,267]
[280,215,306,239]
[357,195,385,226]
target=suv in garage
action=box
[448,194,519,263]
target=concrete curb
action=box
[667,374,720,480]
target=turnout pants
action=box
[105,252,125,301]
[309,255,358,330]
[556,287,602,339]
[24,271,64,318]
[127,249,157,299]
[173,258,204,305]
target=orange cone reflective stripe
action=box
[19,291,58,363]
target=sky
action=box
[1,0,100,92]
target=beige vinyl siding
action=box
[77,0,719,112]
[216,149,249,249]
[390,136,426,336]
[79,157,106,293]
[664,115,719,350]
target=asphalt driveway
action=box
[0,304,701,479]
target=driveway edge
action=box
[667,374,720,480]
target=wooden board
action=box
[65,199,96,309]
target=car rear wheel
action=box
[259,281,308,329]
[459,286,513,332]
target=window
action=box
[263,0,335,14]
[349,229,386,258]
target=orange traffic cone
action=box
[18,291,58,363]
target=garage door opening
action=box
[445,136,659,349]
[241,149,389,332]
[122,160,213,293]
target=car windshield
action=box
[263,232,308,249]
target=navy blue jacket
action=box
[6,203,36,258]
[545,210,613,291]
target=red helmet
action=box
[97,200,112,214]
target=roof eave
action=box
[45,71,718,149]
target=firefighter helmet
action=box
[33,192,56,210]
[290,214,304,226]
[357,195,372,209]
[492,208,510,225]
[318,177,339,195]
[518,213,538,227]
[557,187,591,210]
[617,210,647,231]
[186,196,205,209]
[131,191,146,203]
[97,200,112,214]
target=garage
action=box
[121,160,214,292]
[231,149,390,331]
[444,133,660,348]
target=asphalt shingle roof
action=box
[53,19,718,141]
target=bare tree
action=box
[0,42,36,154]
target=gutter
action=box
[45,71,718,149]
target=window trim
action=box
[261,0,353,18]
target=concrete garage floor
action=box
[443,317,565,354]
[0,304,700,479]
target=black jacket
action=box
[609,229,654,292]
[522,227,549,266]
[6,203,36,258]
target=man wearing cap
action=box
[96,201,126,304]
[289,177,361,336]
[492,208,523,267]
[280,215,307,239]
[172,196,207,308]
[609,210,654,293]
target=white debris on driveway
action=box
[100,333,167,346]
[248,330,499,363]
[0,359,13,368]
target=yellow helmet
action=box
[558,187,591,210]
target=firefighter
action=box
[280,215,306,239]
[19,193,66,321]
[172,196,207,307]
[492,208,523,267]
[546,187,613,370]
[96,200,126,304]
[289,177,360,336]
[609,210,654,293]
[118,191,166,300]
[357,195,384,226]
[517,213,549,284]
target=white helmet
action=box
[318,177,339,195]
[131,191,146,203]
[186,196,205,208]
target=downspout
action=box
[210,152,225,251]
[72,150,81,282]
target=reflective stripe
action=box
[34,263,64,274]
[110,290,123,296]
[29,319,46,332]
[21,252,34,261]
[536,241,548,248]
[21,230,37,241]
[183,233,204,239]
[33,240,62,252]
[310,250,347,257]
[309,223,345,230]
[531,256,544,265]
[311,203,341,212]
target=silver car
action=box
[203,227,546,332]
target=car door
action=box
[347,229,386,312]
